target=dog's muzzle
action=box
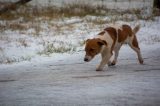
[84,58,89,62]
[84,55,92,62]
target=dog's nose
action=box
[84,58,88,62]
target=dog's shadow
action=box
[72,74,114,79]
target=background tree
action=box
[0,0,32,15]
[153,0,160,9]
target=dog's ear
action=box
[85,39,90,43]
[97,40,107,46]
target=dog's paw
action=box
[96,66,103,71]
[96,68,102,71]
[108,61,116,66]
[139,59,144,64]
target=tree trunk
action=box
[0,0,32,15]
[153,0,160,9]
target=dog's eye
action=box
[90,48,95,52]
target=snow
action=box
[27,0,153,10]
[0,14,160,105]
[1,15,159,64]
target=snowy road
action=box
[0,44,160,106]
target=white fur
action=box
[97,31,113,49]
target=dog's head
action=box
[84,38,107,62]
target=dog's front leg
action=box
[96,58,108,71]
[96,50,112,71]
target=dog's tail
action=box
[133,24,140,34]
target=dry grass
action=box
[0,2,158,34]
[18,38,28,47]
[153,8,160,16]
[37,41,76,56]
[0,2,156,21]
[0,55,32,64]
[0,22,27,32]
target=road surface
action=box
[0,45,160,106]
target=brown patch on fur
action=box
[98,31,105,35]
[97,40,107,46]
[118,25,132,42]
[122,25,132,37]
[104,27,117,53]
[132,35,140,49]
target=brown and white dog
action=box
[84,24,143,71]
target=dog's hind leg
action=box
[129,35,143,64]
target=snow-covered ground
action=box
[0,16,160,64]
[0,12,160,105]
[28,0,153,10]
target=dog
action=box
[84,24,143,71]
